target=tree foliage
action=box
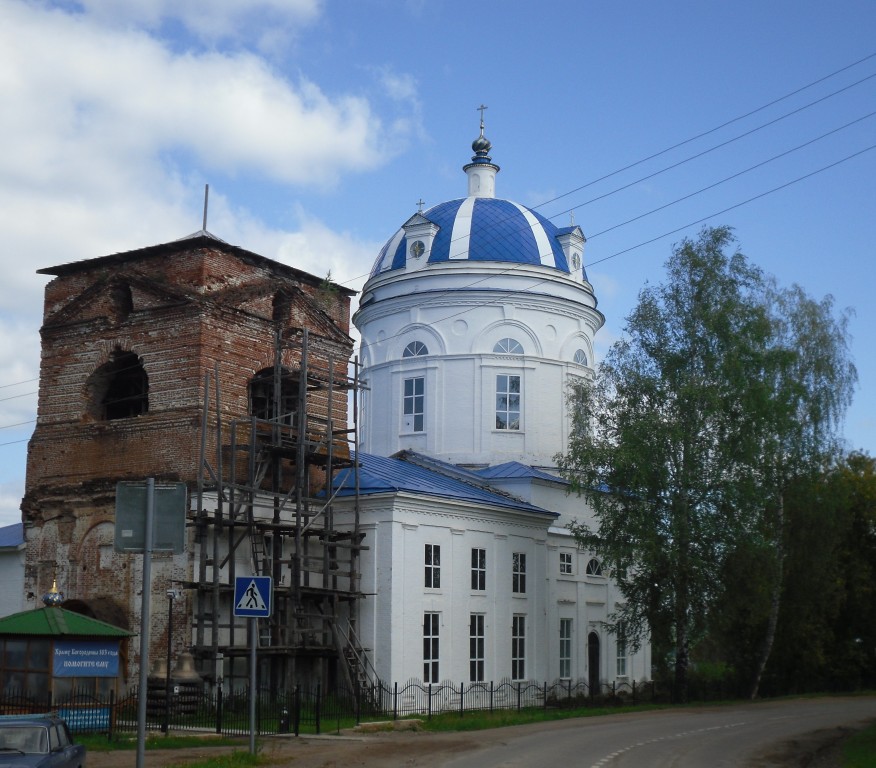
[558,226,857,695]
[711,453,876,694]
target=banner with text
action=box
[53,640,121,677]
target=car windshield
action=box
[0,725,49,753]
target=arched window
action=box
[586,558,603,576]
[403,341,429,357]
[249,367,299,425]
[493,338,523,354]
[573,349,588,366]
[87,350,149,420]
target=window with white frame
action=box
[403,376,424,432]
[425,544,440,588]
[559,618,572,679]
[471,548,486,591]
[496,374,521,430]
[493,337,524,354]
[573,348,588,366]
[403,341,429,357]
[512,615,526,681]
[424,612,439,683]
[469,614,485,682]
[512,552,526,594]
[616,622,628,677]
[586,558,603,576]
[560,551,573,575]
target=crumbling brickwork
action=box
[22,234,355,681]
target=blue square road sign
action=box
[233,576,272,618]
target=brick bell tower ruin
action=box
[21,230,360,689]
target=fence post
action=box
[543,682,548,710]
[107,689,115,741]
[355,679,361,726]
[516,682,521,712]
[393,682,398,721]
[427,684,432,721]
[632,680,637,704]
[215,685,223,735]
[293,685,301,737]
[459,683,464,717]
[315,683,322,736]
[490,680,494,712]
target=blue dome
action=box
[370,197,575,278]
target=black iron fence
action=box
[0,677,663,736]
[1,673,871,736]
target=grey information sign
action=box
[114,481,187,553]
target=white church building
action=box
[338,120,651,691]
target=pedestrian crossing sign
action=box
[233,576,272,618]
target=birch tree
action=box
[558,226,856,697]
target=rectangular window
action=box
[512,615,526,681]
[404,376,425,432]
[471,548,486,591]
[424,613,439,683]
[559,619,572,679]
[495,374,521,430]
[469,614,485,682]
[425,544,440,589]
[512,552,526,594]
[616,622,628,677]
[560,551,573,575]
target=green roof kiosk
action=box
[0,581,131,729]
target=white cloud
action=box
[0,1,404,525]
[64,0,322,49]
[1,3,389,192]
[0,482,25,528]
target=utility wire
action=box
[1,56,874,433]
[335,58,876,291]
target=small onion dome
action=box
[42,579,65,607]
[472,131,491,157]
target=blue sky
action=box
[0,0,874,526]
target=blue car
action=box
[0,716,85,768]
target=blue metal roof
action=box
[371,197,577,277]
[333,452,556,517]
[475,462,569,485]
[0,522,23,548]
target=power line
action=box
[1,55,874,428]
[334,56,876,292]
[0,379,38,390]
[534,56,876,213]
[586,111,876,240]
[586,143,876,268]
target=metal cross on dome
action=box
[477,104,488,129]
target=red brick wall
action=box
[23,240,354,679]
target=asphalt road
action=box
[438,696,876,768]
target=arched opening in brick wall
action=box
[249,367,299,426]
[272,290,291,324]
[110,282,133,323]
[86,349,149,420]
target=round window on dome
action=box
[572,253,581,270]
[574,349,588,366]
[409,240,425,259]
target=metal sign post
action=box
[115,479,185,768]
[233,576,272,753]
[135,478,154,768]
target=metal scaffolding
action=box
[186,328,372,692]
